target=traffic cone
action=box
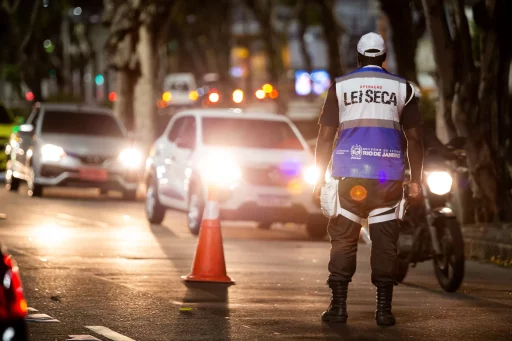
[182,186,234,283]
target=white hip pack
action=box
[320,177,408,223]
[320,178,341,219]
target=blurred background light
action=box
[269,89,279,99]
[262,84,273,93]
[232,89,244,103]
[295,71,311,96]
[25,92,34,101]
[189,91,198,100]
[94,74,104,86]
[209,92,220,103]
[255,89,265,99]
[162,91,172,102]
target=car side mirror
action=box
[19,124,34,133]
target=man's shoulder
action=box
[334,68,365,83]
[335,67,406,83]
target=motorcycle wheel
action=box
[432,218,465,292]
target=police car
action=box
[144,109,328,239]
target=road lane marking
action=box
[27,307,38,312]
[67,336,101,341]
[26,313,59,323]
[56,213,110,228]
[86,326,136,341]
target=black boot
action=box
[321,281,348,323]
[375,285,396,326]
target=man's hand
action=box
[404,126,424,194]
[407,182,422,201]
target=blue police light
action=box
[279,159,302,177]
[95,74,104,86]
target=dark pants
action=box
[328,177,403,287]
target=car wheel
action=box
[257,222,272,230]
[6,172,20,192]
[146,177,166,224]
[188,185,204,235]
[27,167,43,197]
[123,189,137,201]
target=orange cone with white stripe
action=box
[182,186,234,283]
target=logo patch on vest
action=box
[347,145,401,159]
[350,145,362,159]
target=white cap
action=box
[357,32,386,57]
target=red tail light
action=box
[1,254,28,319]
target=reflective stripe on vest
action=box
[332,67,408,181]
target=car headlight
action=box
[427,171,453,195]
[200,151,241,187]
[119,148,143,169]
[41,144,66,162]
[303,165,319,185]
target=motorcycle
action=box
[395,138,466,292]
[359,138,466,292]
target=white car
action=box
[162,73,198,107]
[6,103,143,199]
[144,109,328,239]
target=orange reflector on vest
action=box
[350,185,367,201]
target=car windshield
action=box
[41,111,124,138]
[202,117,304,150]
[169,82,190,91]
[0,106,13,124]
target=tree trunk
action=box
[422,0,457,143]
[260,6,287,114]
[319,0,344,78]
[134,24,156,150]
[423,0,510,221]
[78,65,86,100]
[114,70,135,131]
[61,16,72,95]
[379,0,424,83]
[297,3,313,74]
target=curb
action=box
[462,223,512,266]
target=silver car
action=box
[5,103,143,199]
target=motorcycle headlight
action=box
[41,144,66,162]
[303,165,319,185]
[200,151,241,187]
[119,148,143,169]
[427,171,453,195]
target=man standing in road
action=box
[313,32,424,326]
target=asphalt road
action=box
[0,186,511,341]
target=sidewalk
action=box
[462,223,512,266]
